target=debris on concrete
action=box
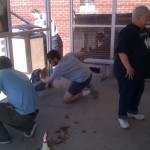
[49,125,70,147]
[64,115,69,119]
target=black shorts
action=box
[68,74,92,95]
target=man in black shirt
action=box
[114,5,150,129]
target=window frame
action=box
[80,0,94,6]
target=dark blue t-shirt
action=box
[114,23,150,79]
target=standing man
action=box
[0,56,39,144]
[114,6,150,129]
[41,50,99,103]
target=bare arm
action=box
[41,75,55,84]
[76,52,85,62]
[119,53,135,80]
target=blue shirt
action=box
[0,68,39,115]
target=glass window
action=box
[0,0,9,33]
[9,0,48,73]
[0,37,8,101]
[73,0,112,25]
[11,32,46,73]
[114,27,123,51]
[74,27,111,59]
[73,0,112,59]
[10,0,46,32]
[0,38,7,56]
[80,0,94,6]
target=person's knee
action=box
[63,92,73,103]
[63,97,72,104]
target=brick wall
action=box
[10,0,150,58]
[51,0,70,54]
[10,0,70,55]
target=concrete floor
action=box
[0,76,150,150]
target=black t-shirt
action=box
[114,23,150,79]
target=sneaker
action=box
[23,123,38,138]
[91,90,99,99]
[118,118,130,129]
[0,139,11,144]
[85,83,94,91]
[85,83,99,99]
[127,113,145,120]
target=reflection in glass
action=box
[0,0,9,32]
[80,0,94,6]
[114,27,123,51]
[73,27,111,59]
[116,13,131,25]
[0,38,7,56]
[74,14,112,25]
[73,0,112,25]
[12,33,46,73]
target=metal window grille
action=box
[0,38,6,55]
[80,0,94,6]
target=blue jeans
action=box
[117,76,145,119]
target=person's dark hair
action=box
[0,56,12,70]
[47,50,61,60]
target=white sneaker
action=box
[85,83,94,91]
[127,113,145,120]
[85,84,99,99]
[118,118,130,129]
[0,139,11,144]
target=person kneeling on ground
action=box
[0,56,39,144]
[41,50,99,103]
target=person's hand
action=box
[125,67,135,80]
[41,77,49,83]
[77,52,85,61]
[41,75,54,85]
[40,67,48,78]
